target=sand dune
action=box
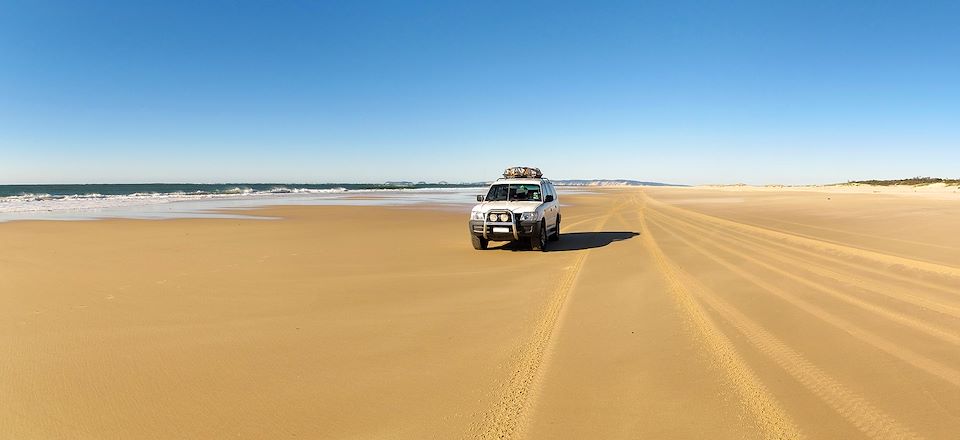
[2,188,958,438]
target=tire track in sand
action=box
[470,197,627,439]
[645,208,960,388]
[741,214,959,253]
[646,208,960,346]
[651,203,960,303]
[643,196,960,280]
[633,195,804,439]
[637,193,922,440]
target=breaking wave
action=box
[0,187,350,213]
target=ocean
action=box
[0,182,482,199]
[0,183,485,221]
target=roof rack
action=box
[502,166,543,179]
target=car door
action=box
[551,183,560,225]
[545,182,558,230]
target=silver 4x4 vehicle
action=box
[469,167,561,251]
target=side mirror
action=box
[476,195,484,202]
[544,195,554,202]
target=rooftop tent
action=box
[503,167,542,179]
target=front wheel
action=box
[530,221,547,251]
[471,234,488,250]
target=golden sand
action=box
[2,188,958,439]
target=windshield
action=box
[485,184,542,202]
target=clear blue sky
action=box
[1,1,958,185]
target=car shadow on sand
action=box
[492,231,639,252]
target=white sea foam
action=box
[0,187,483,221]
[0,187,349,213]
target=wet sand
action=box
[2,188,958,439]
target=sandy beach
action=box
[2,187,959,439]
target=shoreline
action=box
[0,186,608,223]
[3,183,957,223]
[0,187,485,222]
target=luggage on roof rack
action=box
[503,166,543,179]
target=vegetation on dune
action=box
[848,177,960,186]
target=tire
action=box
[471,234,488,250]
[549,215,560,241]
[530,221,547,251]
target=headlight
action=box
[519,212,538,221]
[471,211,484,220]
[488,213,498,221]
[498,213,509,222]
